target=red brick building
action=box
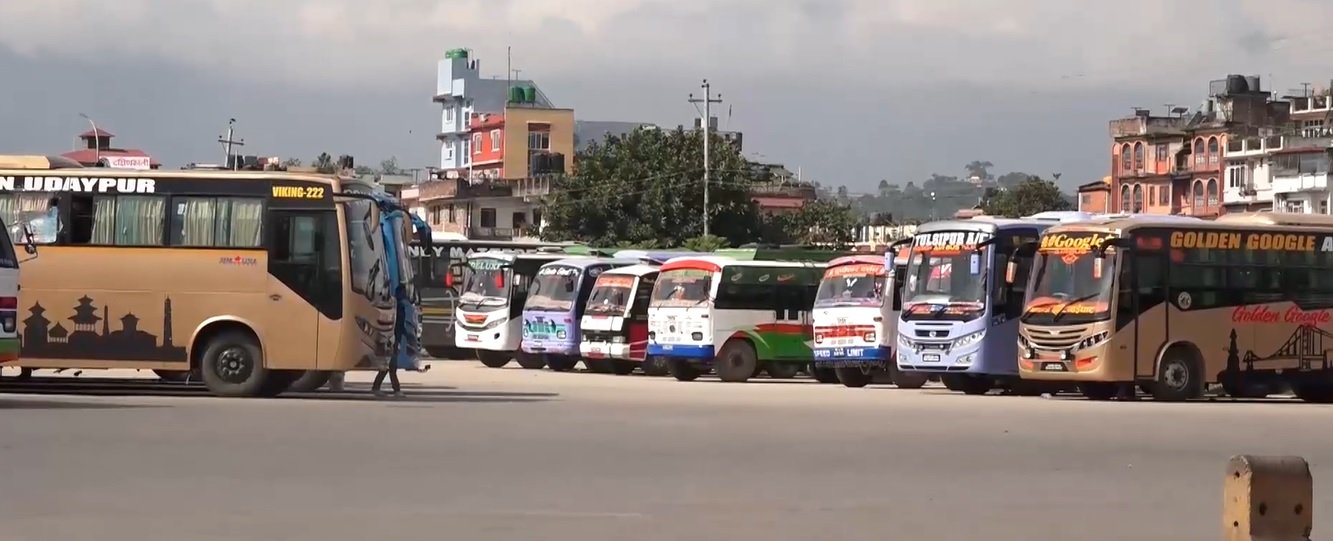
[61,128,161,170]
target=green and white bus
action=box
[647,256,825,383]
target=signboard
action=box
[101,156,152,170]
[912,231,990,256]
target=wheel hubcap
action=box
[1163,361,1188,390]
[216,347,253,384]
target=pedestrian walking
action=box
[372,357,402,398]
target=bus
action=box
[455,252,583,369]
[408,237,570,359]
[648,256,825,383]
[1016,212,1333,402]
[0,155,397,397]
[580,264,660,376]
[0,203,35,367]
[520,257,638,372]
[811,250,929,388]
[895,213,1116,395]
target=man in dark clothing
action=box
[371,360,401,398]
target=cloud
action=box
[3,0,1333,93]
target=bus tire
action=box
[715,340,758,383]
[943,374,991,395]
[514,351,545,370]
[1079,382,1117,400]
[641,356,670,377]
[258,370,303,397]
[477,350,512,369]
[941,374,963,391]
[583,358,614,374]
[287,370,335,393]
[667,359,702,381]
[547,355,578,372]
[889,365,929,389]
[610,360,637,375]
[1151,349,1202,402]
[835,366,872,388]
[809,364,840,384]
[765,362,801,379]
[1292,382,1333,403]
[198,330,273,398]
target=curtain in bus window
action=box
[114,196,165,246]
[177,197,217,246]
[0,193,58,244]
[91,196,117,244]
[226,199,263,247]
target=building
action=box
[1076,176,1111,213]
[574,120,658,152]
[1109,75,1283,216]
[61,128,161,170]
[747,162,816,214]
[1264,88,1333,213]
[433,48,554,175]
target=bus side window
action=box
[1134,252,1166,310]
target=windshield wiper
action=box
[1050,293,1102,323]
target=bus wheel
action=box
[809,364,840,384]
[941,374,963,391]
[478,350,512,369]
[1222,380,1270,399]
[287,371,335,393]
[199,331,273,398]
[1151,351,1201,402]
[1293,383,1333,403]
[641,357,670,377]
[715,340,758,383]
[258,370,303,397]
[583,359,614,374]
[889,365,929,389]
[1079,382,1117,401]
[835,366,871,388]
[547,355,578,372]
[765,362,801,379]
[153,369,193,383]
[514,351,545,370]
[610,360,637,375]
[942,374,991,395]
[667,359,702,381]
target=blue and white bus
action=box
[894,212,1111,394]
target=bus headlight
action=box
[814,333,825,344]
[898,334,912,348]
[957,354,975,366]
[691,332,704,341]
[862,331,877,342]
[556,330,568,339]
[612,336,625,344]
[953,331,984,348]
[1076,331,1110,350]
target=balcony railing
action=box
[466,226,539,241]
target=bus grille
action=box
[1025,326,1090,350]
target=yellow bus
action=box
[0,155,396,397]
[1015,212,1333,402]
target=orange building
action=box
[1076,176,1111,213]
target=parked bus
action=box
[0,204,36,366]
[1016,212,1333,402]
[408,237,571,359]
[648,256,824,383]
[580,264,659,375]
[812,249,929,388]
[455,252,581,369]
[0,155,397,397]
[520,257,639,372]
[895,212,1116,394]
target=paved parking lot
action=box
[0,362,1329,541]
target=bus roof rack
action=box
[0,155,84,170]
[1212,211,1333,227]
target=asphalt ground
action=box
[0,362,1328,541]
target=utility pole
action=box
[218,118,245,170]
[688,80,723,237]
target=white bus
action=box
[648,256,825,383]
[579,264,660,375]
[454,252,581,369]
[0,216,30,366]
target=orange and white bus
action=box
[1016,212,1333,402]
[0,155,397,397]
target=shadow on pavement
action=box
[285,389,558,404]
[0,397,165,410]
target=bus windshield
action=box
[901,232,990,320]
[651,268,713,307]
[1024,246,1116,325]
[586,274,635,315]
[460,258,509,309]
[527,265,581,312]
[814,263,883,308]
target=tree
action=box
[980,176,1072,217]
[682,234,727,252]
[539,127,760,247]
[312,153,334,174]
[964,160,994,181]
[835,185,849,200]
[793,199,858,246]
[996,171,1030,190]
[380,157,402,175]
[877,179,891,196]
[282,157,303,168]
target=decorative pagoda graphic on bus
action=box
[1220,326,1333,379]
[20,295,187,361]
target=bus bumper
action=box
[813,346,889,368]
[647,343,714,360]
[522,338,579,356]
[897,345,989,374]
[581,340,631,360]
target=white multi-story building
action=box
[433,48,552,175]
[1221,135,1279,213]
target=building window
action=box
[1120,144,1132,172]
[1119,185,1131,212]
[490,129,502,152]
[1323,200,1330,215]
[1159,184,1169,205]
[1303,120,1326,138]
[1080,194,1092,210]
[1133,142,1144,170]
[1227,165,1247,189]
[1192,180,1204,210]
[1156,144,1168,164]
[1206,178,1218,206]
[1194,139,1205,167]
[1207,137,1220,166]
[479,207,497,228]
[447,204,457,224]
[512,211,526,231]
[444,146,454,160]
[1148,186,1157,205]
[529,130,550,152]
[472,134,482,154]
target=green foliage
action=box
[980,176,1072,217]
[539,127,760,247]
[682,234,727,252]
[380,157,402,175]
[761,200,858,247]
[312,152,334,174]
[843,162,1074,223]
[282,157,302,168]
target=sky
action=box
[3,0,1333,192]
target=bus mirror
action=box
[21,225,37,256]
[1092,257,1104,279]
[1005,260,1017,284]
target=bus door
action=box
[628,274,655,360]
[1125,248,1168,380]
[415,242,458,350]
[266,209,338,369]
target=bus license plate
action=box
[1042,362,1066,372]
[465,334,479,342]
[923,354,941,362]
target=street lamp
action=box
[78,113,100,164]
